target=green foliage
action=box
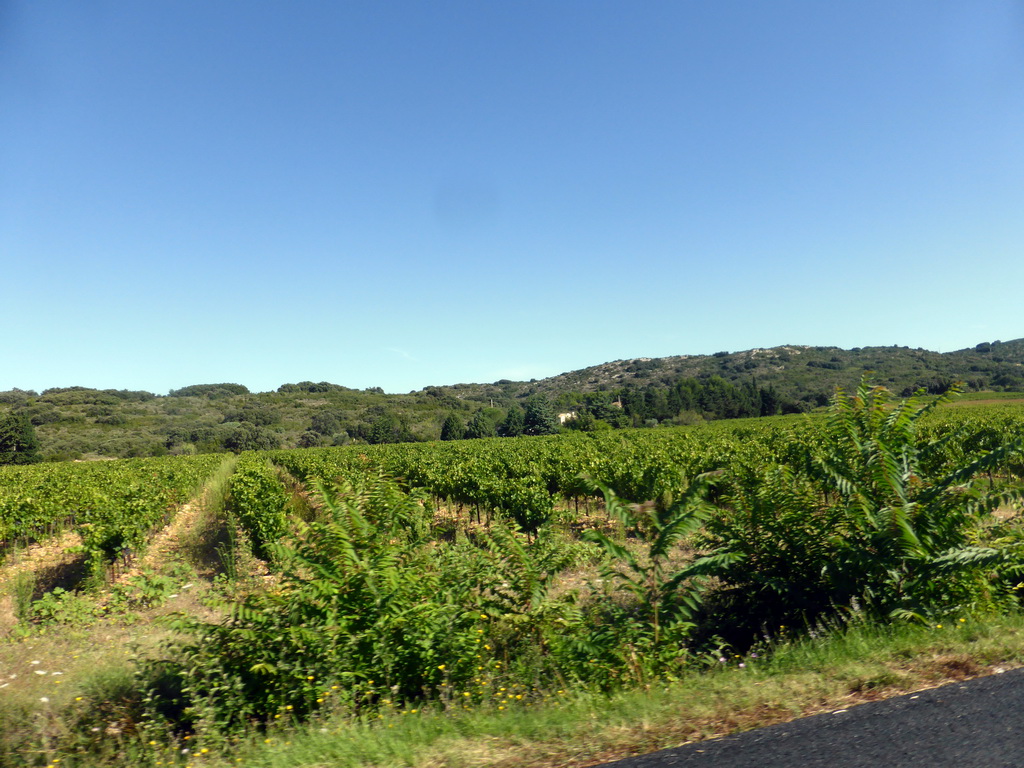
[562,411,611,432]
[112,568,180,608]
[39,386,156,404]
[499,405,525,437]
[440,413,465,441]
[309,410,342,436]
[30,587,101,625]
[278,381,352,394]
[75,456,223,576]
[0,454,222,577]
[21,403,61,426]
[168,383,250,398]
[227,455,291,560]
[8,390,1021,752]
[701,381,1024,638]
[523,396,560,436]
[161,474,484,733]
[464,409,497,439]
[366,411,416,444]
[222,404,281,426]
[422,386,468,410]
[438,523,595,683]
[225,423,281,452]
[0,388,36,405]
[579,481,724,679]
[11,572,35,622]
[296,430,327,448]
[49,396,1009,745]
[0,413,41,465]
[6,337,1024,461]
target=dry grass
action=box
[0,479,249,725]
[0,531,87,638]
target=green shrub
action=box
[157,474,486,734]
[700,381,1024,641]
[576,480,727,683]
[31,587,100,625]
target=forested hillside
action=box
[501,338,1024,403]
[1,338,1021,460]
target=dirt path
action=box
[111,500,207,585]
[0,530,84,588]
[112,487,275,590]
[0,491,219,632]
[0,530,85,634]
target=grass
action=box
[3,610,1019,768]
[188,613,1023,768]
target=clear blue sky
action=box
[2,1,1022,394]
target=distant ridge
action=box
[446,338,1024,404]
[1,338,1021,461]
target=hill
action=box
[465,337,1024,402]
[1,338,1021,460]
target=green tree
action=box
[310,410,342,436]
[225,423,281,452]
[759,384,781,416]
[297,430,327,448]
[440,413,465,441]
[168,383,250,398]
[523,396,559,436]
[562,410,610,432]
[498,405,525,437]
[223,404,280,426]
[584,480,716,657]
[464,409,496,439]
[0,413,42,465]
[367,412,414,444]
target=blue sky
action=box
[2,1,1022,394]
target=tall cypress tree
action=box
[0,413,42,465]
[499,405,526,437]
[523,395,559,436]
[464,410,496,439]
[440,413,465,441]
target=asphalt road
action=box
[602,667,1024,768]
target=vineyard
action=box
[0,454,224,580]
[1,384,1023,766]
